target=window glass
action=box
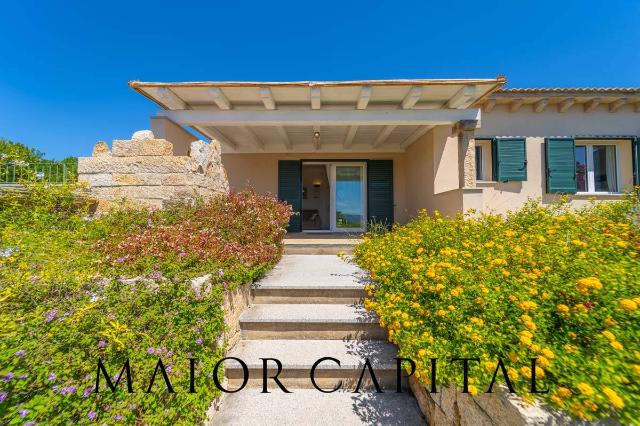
[475,146,483,180]
[593,145,617,192]
[575,146,587,192]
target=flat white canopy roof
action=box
[130,78,505,152]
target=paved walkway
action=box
[209,254,424,425]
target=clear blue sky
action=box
[1,0,639,159]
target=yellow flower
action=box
[508,352,520,363]
[557,387,572,398]
[467,385,479,396]
[602,387,624,409]
[416,247,424,255]
[519,301,537,311]
[556,304,570,314]
[619,299,638,311]
[610,340,624,350]
[520,366,532,378]
[520,335,532,346]
[601,330,616,341]
[577,382,594,396]
[540,348,554,359]
[537,356,550,368]
[418,348,427,357]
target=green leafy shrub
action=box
[0,183,291,424]
[354,193,640,424]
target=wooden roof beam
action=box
[509,98,524,113]
[483,99,496,113]
[609,98,627,113]
[310,87,321,110]
[260,87,276,110]
[533,98,548,113]
[401,86,423,109]
[206,127,237,150]
[343,126,358,148]
[558,98,575,113]
[583,98,600,113]
[372,125,397,148]
[357,86,372,110]
[156,87,186,110]
[400,125,434,149]
[208,87,232,110]
[447,85,477,109]
[244,128,264,150]
[275,126,292,150]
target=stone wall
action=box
[78,130,229,210]
[409,377,588,426]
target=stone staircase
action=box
[210,250,424,425]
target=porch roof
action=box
[130,78,505,153]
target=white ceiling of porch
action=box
[130,79,504,152]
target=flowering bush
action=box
[0,183,290,424]
[354,193,640,424]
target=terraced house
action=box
[128,78,640,230]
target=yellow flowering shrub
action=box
[354,194,640,424]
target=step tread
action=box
[254,255,367,289]
[209,389,424,426]
[226,339,398,370]
[240,304,378,324]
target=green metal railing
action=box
[0,162,78,184]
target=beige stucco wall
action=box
[222,151,410,224]
[150,117,199,156]
[470,105,638,214]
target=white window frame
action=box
[575,142,621,195]
[474,140,493,182]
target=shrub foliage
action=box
[0,183,291,424]
[354,194,640,424]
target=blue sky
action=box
[0,0,639,159]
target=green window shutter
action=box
[545,138,577,194]
[491,138,527,181]
[278,160,302,232]
[633,138,640,186]
[367,160,394,228]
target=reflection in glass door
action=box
[334,165,365,231]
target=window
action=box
[575,144,618,193]
[475,145,483,180]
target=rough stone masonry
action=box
[78,130,229,210]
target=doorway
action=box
[302,162,366,232]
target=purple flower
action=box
[59,386,77,395]
[82,387,92,398]
[147,347,155,354]
[3,372,14,382]
[15,349,26,357]
[19,409,29,418]
[97,340,107,348]
[115,414,124,421]
[148,271,163,280]
[48,373,56,380]
[218,268,224,278]
[0,391,7,403]
[24,422,36,426]
[87,411,97,420]
[195,338,203,345]
[45,309,58,323]
[116,257,125,263]
[178,250,186,258]
[18,374,28,380]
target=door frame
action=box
[302,161,367,233]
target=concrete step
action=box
[209,388,425,426]
[224,339,408,390]
[239,304,385,340]
[284,244,354,255]
[253,286,366,304]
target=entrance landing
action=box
[284,233,362,255]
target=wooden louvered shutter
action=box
[545,138,577,194]
[492,138,527,181]
[367,160,394,228]
[278,160,302,232]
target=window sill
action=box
[575,192,624,197]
